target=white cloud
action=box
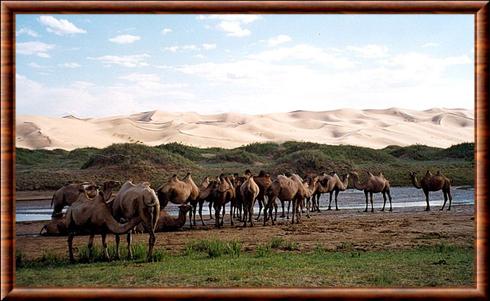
[202,43,216,50]
[198,15,260,37]
[59,62,81,68]
[109,34,141,44]
[163,44,204,52]
[267,35,292,47]
[161,28,172,35]
[28,62,43,68]
[16,27,39,37]
[38,16,86,35]
[347,44,389,58]
[17,41,55,58]
[88,54,150,67]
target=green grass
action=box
[16,141,474,190]
[16,244,475,288]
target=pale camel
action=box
[136,204,192,232]
[303,175,320,218]
[314,173,350,211]
[51,180,120,217]
[254,171,273,221]
[112,181,160,261]
[240,170,260,227]
[265,174,306,225]
[156,173,199,227]
[350,171,393,212]
[410,170,453,211]
[66,190,141,262]
[213,174,235,228]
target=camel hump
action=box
[426,170,432,176]
[367,171,374,177]
[184,172,191,179]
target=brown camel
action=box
[51,180,120,217]
[303,175,320,218]
[410,170,453,211]
[156,173,199,227]
[112,181,160,261]
[240,170,260,227]
[40,215,68,236]
[196,178,219,225]
[136,204,192,232]
[66,190,141,262]
[213,174,235,228]
[231,173,246,221]
[254,171,273,221]
[314,172,350,211]
[189,176,210,226]
[265,174,306,225]
[350,171,393,212]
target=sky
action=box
[16,14,474,117]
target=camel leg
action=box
[273,202,278,222]
[126,232,133,260]
[387,190,393,211]
[291,200,296,224]
[316,194,321,212]
[87,234,95,259]
[306,197,310,218]
[68,233,75,263]
[280,200,285,218]
[214,205,220,228]
[424,189,430,211]
[328,192,333,210]
[221,204,226,227]
[335,190,340,211]
[447,189,453,211]
[370,192,374,213]
[364,191,369,212]
[188,210,193,229]
[381,192,387,211]
[115,234,121,259]
[52,203,64,218]
[256,199,262,221]
[101,233,109,260]
[249,203,254,227]
[192,204,197,226]
[198,200,205,226]
[209,202,214,220]
[287,201,290,219]
[441,190,448,211]
[147,229,156,262]
[230,202,234,226]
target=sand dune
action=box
[16,108,474,150]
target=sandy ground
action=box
[16,108,474,150]
[16,204,475,260]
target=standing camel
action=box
[350,171,393,212]
[156,173,199,227]
[213,174,235,228]
[410,170,453,211]
[66,189,141,262]
[189,177,210,226]
[254,171,273,221]
[112,181,160,261]
[240,170,260,227]
[265,174,307,225]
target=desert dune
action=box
[16,108,474,150]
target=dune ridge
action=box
[16,108,474,150]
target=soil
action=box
[16,204,475,260]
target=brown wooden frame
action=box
[1,0,488,300]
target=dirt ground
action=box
[16,204,475,260]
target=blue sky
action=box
[16,14,473,117]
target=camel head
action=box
[425,170,432,176]
[349,171,359,177]
[258,170,267,177]
[244,169,252,177]
[409,171,417,178]
[102,180,120,190]
[81,184,99,199]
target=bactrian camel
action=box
[240,170,260,227]
[66,189,141,262]
[350,171,393,212]
[410,170,453,211]
[112,181,160,261]
[136,204,192,232]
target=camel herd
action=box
[40,169,454,262]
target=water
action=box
[15,186,474,222]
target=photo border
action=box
[1,1,488,300]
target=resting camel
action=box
[40,215,67,236]
[136,204,192,232]
[213,174,235,228]
[254,171,273,221]
[240,170,260,227]
[51,180,120,217]
[156,173,199,227]
[66,189,141,262]
[410,170,453,211]
[112,181,160,261]
[350,171,393,212]
[265,174,307,225]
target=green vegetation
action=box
[16,242,474,287]
[16,141,474,190]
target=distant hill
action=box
[16,108,473,150]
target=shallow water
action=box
[15,186,474,222]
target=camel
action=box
[213,174,235,228]
[156,173,199,227]
[313,172,350,211]
[40,215,67,236]
[136,204,192,232]
[231,174,246,221]
[303,175,320,218]
[264,174,307,225]
[112,181,160,261]
[196,179,219,226]
[188,176,210,226]
[254,171,273,221]
[240,170,260,227]
[410,170,453,211]
[350,171,393,212]
[66,189,141,262]
[51,180,120,217]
